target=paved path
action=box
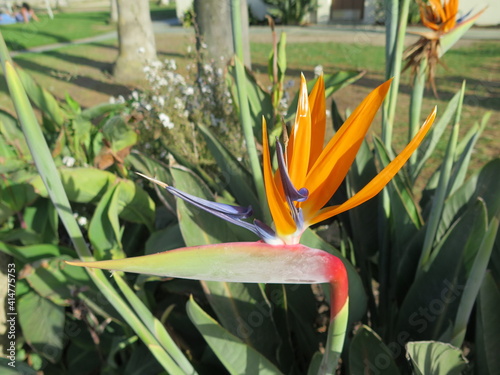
[10,19,499,57]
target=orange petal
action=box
[429,0,446,22]
[286,74,311,188]
[308,107,436,226]
[308,74,326,169]
[443,0,458,20]
[421,10,440,31]
[262,117,296,236]
[301,79,392,220]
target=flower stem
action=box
[382,0,410,148]
[408,57,428,180]
[231,0,270,221]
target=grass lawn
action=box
[0,20,497,177]
[0,12,115,51]
[0,4,177,51]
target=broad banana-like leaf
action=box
[67,242,346,285]
[406,341,467,375]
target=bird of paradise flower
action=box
[404,0,486,96]
[67,75,436,372]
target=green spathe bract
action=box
[67,242,345,284]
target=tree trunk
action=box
[113,0,157,83]
[193,0,251,68]
[194,0,234,68]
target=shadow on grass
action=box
[157,50,187,60]
[43,50,113,71]
[1,28,72,50]
[3,58,130,100]
[87,42,119,50]
[251,62,500,113]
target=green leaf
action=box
[0,108,31,160]
[31,168,118,204]
[349,325,400,375]
[227,64,273,143]
[186,296,283,375]
[101,115,137,152]
[439,10,485,56]
[307,352,323,375]
[0,242,73,263]
[79,102,125,121]
[16,65,66,128]
[374,136,421,228]
[65,93,81,114]
[0,181,37,224]
[373,136,422,256]
[88,180,155,260]
[412,88,462,181]
[88,183,124,260]
[268,32,287,85]
[21,255,93,306]
[66,341,100,375]
[346,138,379,258]
[436,159,500,244]
[397,199,488,341]
[18,291,65,363]
[450,216,499,347]
[446,112,490,196]
[123,345,165,375]
[418,83,465,272]
[23,198,59,244]
[145,224,185,254]
[171,166,240,244]
[330,99,345,132]
[112,274,197,374]
[197,123,260,217]
[475,272,500,375]
[201,280,280,362]
[406,341,467,375]
[0,228,41,245]
[300,229,367,324]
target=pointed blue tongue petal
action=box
[276,141,309,202]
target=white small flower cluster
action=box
[73,212,88,227]
[108,55,241,166]
[62,156,76,167]
[158,113,175,129]
[314,65,324,77]
[143,59,185,91]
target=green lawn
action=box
[0,12,114,51]
[0,4,177,51]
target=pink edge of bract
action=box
[65,242,348,292]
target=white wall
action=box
[459,0,500,26]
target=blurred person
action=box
[0,9,16,24]
[14,3,39,23]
